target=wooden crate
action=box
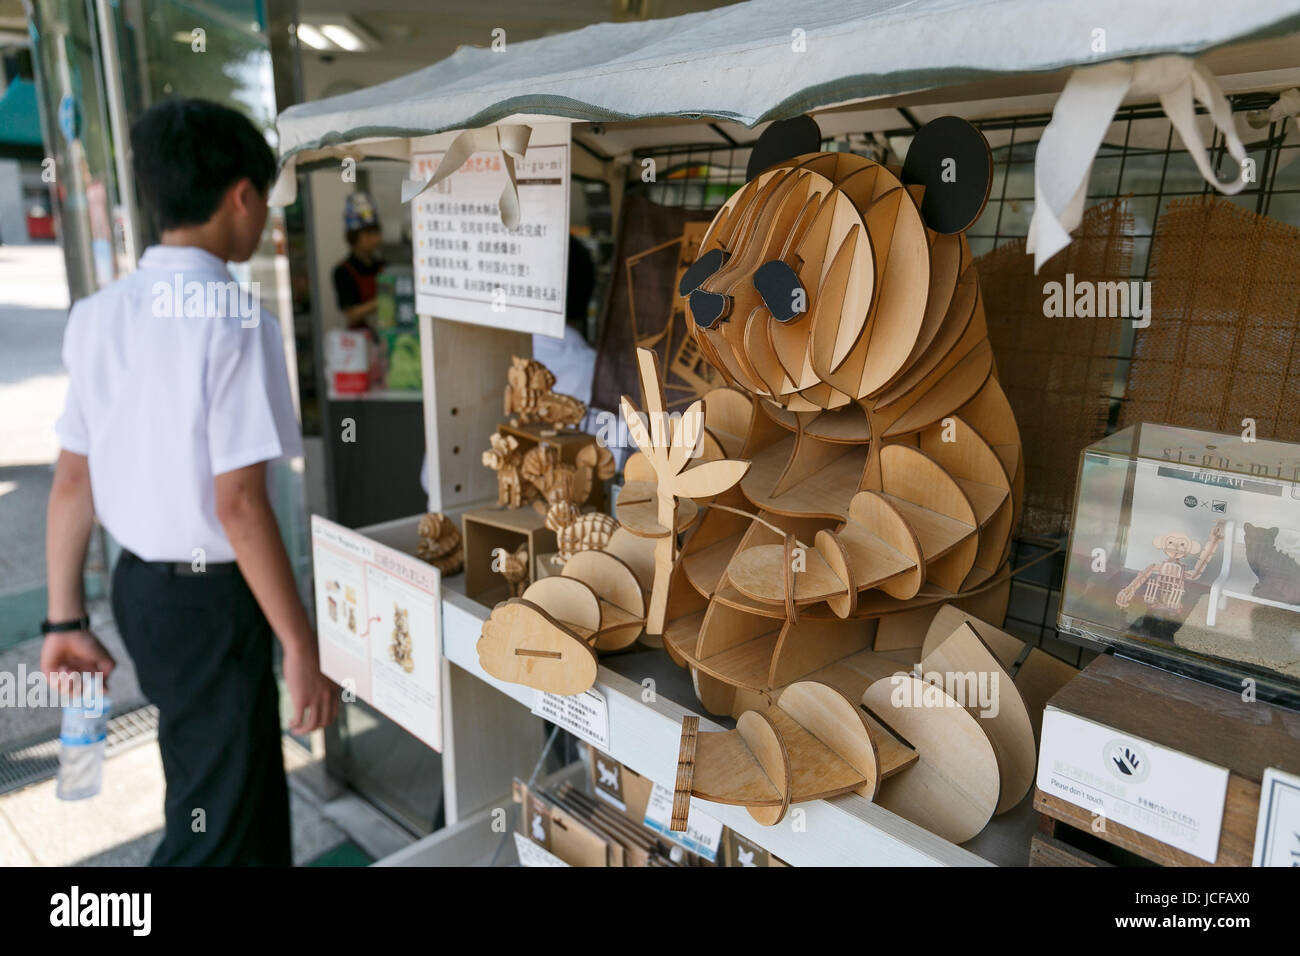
[1029,813,1115,866]
[1034,653,1300,866]
[461,505,556,605]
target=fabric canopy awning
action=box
[276,0,1300,162]
[272,0,1300,267]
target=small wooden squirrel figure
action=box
[504,356,586,428]
[1116,520,1226,613]
[481,433,530,509]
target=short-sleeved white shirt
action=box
[55,244,303,563]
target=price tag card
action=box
[1037,706,1229,863]
[532,688,610,750]
[1253,767,1300,866]
[513,832,569,867]
[642,781,723,862]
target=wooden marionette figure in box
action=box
[1116,520,1226,614]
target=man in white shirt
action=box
[42,98,336,865]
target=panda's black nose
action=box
[689,289,729,330]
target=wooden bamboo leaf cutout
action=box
[626,348,749,634]
[671,459,752,499]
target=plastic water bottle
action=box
[56,697,111,801]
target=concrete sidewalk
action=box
[0,242,73,649]
[0,734,347,866]
[0,243,416,867]
[0,604,415,866]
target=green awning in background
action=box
[0,77,44,148]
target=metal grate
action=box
[627,95,1299,662]
[0,704,159,796]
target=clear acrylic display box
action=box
[1059,423,1300,705]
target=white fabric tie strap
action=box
[268,145,368,208]
[268,141,409,208]
[1027,55,1248,273]
[401,125,532,229]
[1247,87,1300,127]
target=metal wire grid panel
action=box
[0,705,159,796]
[625,97,1299,661]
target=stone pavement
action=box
[0,731,351,866]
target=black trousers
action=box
[111,550,291,866]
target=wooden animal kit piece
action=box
[476,546,648,692]
[415,512,464,575]
[662,114,1022,713]
[668,612,1039,839]
[504,355,586,427]
[475,115,1033,846]
[485,355,615,520]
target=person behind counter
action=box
[332,192,384,342]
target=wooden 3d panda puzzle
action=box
[479,115,1050,844]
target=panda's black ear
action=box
[901,116,993,235]
[746,115,822,181]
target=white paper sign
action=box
[1123,458,1297,573]
[411,123,569,337]
[1037,706,1229,862]
[642,781,723,862]
[311,515,442,751]
[532,688,609,750]
[1252,767,1300,866]
[513,832,569,867]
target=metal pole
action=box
[92,0,140,269]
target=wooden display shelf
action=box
[1033,653,1300,867]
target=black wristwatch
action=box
[41,616,90,634]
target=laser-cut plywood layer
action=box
[662,136,1020,704]
[671,610,1040,838]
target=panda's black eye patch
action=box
[753,260,805,322]
[679,248,728,297]
[689,289,728,330]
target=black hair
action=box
[130,98,276,232]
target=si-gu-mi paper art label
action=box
[410,123,569,338]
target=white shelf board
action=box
[441,585,1017,867]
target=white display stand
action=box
[359,507,1038,865]
[1207,520,1300,626]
